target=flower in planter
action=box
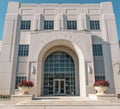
[18,80,34,95]
[93,80,110,87]
[93,80,110,95]
[18,80,34,88]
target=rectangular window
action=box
[90,20,100,30]
[67,21,77,30]
[93,44,103,56]
[21,20,31,30]
[44,20,54,30]
[18,45,29,56]
[15,76,27,89]
[95,76,105,82]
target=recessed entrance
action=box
[43,51,75,96]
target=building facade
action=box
[0,2,120,97]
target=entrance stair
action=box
[15,96,120,106]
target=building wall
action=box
[0,1,120,96]
[0,41,2,53]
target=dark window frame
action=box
[21,20,31,30]
[95,76,105,82]
[67,20,77,30]
[15,76,27,89]
[90,20,100,30]
[18,45,29,56]
[93,44,103,56]
[44,20,54,30]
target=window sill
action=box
[21,30,31,32]
[90,29,101,31]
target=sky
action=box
[0,0,120,40]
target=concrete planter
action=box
[94,86,108,95]
[18,87,31,95]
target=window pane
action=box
[15,76,27,89]
[95,76,105,82]
[18,45,29,56]
[21,20,31,30]
[44,51,75,95]
[90,20,100,30]
[67,21,77,30]
[93,44,103,56]
[44,20,54,30]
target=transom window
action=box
[93,44,103,56]
[21,20,31,30]
[90,20,100,30]
[67,21,77,30]
[44,51,75,96]
[18,45,29,56]
[44,20,54,30]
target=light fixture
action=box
[31,66,36,74]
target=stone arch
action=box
[36,39,87,97]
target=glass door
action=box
[54,79,65,95]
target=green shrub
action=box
[0,94,11,99]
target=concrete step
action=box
[15,97,120,106]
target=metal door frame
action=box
[53,79,65,95]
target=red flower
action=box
[18,80,34,87]
[93,80,110,87]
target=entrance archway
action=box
[43,51,75,96]
[37,39,86,97]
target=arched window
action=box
[44,51,75,96]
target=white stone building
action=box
[0,1,120,97]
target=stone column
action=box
[31,15,38,31]
[54,14,60,30]
[63,14,67,30]
[101,1,120,94]
[77,14,88,31]
[0,2,20,94]
[77,14,84,30]
[39,14,44,30]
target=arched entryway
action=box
[37,39,86,97]
[43,51,75,96]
